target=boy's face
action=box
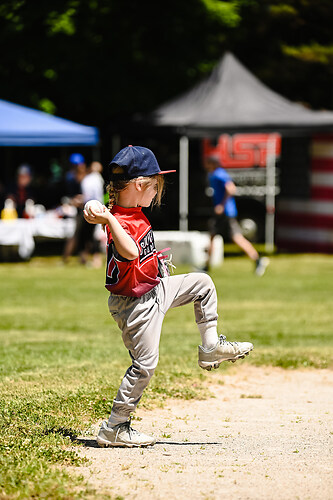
[204,159,217,173]
[17,172,31,188]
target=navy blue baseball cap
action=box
[69,153,85,165]
[109,145,176,180]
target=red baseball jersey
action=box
[105,205,160,297]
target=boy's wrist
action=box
[107,211,115,223]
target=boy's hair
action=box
[205,155,221,166]
[106,166,165,210]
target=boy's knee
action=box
[198,272,214,290]
[134,355,159,380]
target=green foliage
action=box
[1,0,333,124]
[47,8,77,35]
[0,254,332,497]
[269,4,298,17]
[282,42,333,64]
[200,0,241,26]
[230,0,333,109]
[38,97,57,114]
[0,0,243,123]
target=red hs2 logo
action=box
[202,134,281,168]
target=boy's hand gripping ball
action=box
[84,199,104,216]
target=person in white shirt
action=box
[80,161,105,267]
[81,161,104,205]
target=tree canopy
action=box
[0,0,333,129]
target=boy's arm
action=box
[83,207,139,260]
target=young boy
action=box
[84,145,253,447]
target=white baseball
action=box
[84,199,104,216]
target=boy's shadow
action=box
[76,437,100,448]
[43,430,221,448]
[76,437,221,448]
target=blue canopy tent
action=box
[0,100,100,258]
[0,99,99,146]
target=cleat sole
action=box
[198,346,253,371]
[96,437,154,448]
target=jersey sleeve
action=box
[217,168,232,183]
[105,221,140,259]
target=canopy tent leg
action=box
[179,135,189,231]
[265,138,277,253]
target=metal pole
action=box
[265,137,276,253]
[179,136,189,231]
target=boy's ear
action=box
[135,178,143,191]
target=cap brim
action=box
[158,170,176,174]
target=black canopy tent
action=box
[152,52,333,136]
[150,53,333,246]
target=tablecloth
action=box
[0,218,75,259]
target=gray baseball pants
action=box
[108,272,218,424]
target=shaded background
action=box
[1,0,333,235]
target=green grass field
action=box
[0,254,332,498]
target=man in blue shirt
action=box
[204,155,269,276]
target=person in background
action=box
[46,159,65,209]
[65,153,85,198]
[204,155,269,276]
[81,161,104,206]
[6,164,35,217]
[62,153,87,264]
[80,161,105,267]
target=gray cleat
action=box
[198,334,253,371]
[96,420,156,448]
[255,257,270,276]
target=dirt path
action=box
[74,366,333,499]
